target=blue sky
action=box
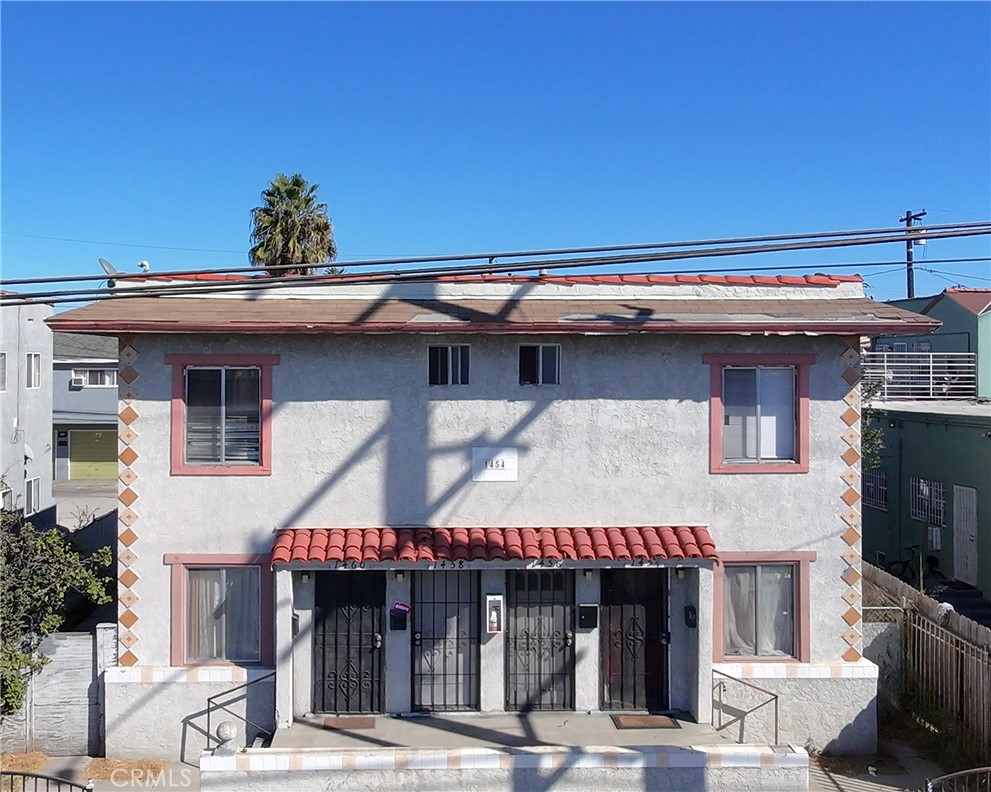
[2,2,989,303]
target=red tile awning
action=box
[270,526,718,568]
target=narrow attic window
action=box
[519,345,560,385]
[429,345,470,385]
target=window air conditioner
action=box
[70,375,86,388]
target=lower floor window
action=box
[723,564,795,658]
[25,478,40,515]
[187,566,261,662]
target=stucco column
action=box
[385,571,412,713]
[694,565,714,724]
[574,569,600,712]
[274,568,293,730]
[479,569,506,711]
[292,573,315,718]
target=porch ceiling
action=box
[270,525,718,569]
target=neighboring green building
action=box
[862,289,991,615]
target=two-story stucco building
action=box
[47,272,937,762]
[1,294,55,524]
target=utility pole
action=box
[900,209,927,298]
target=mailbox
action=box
[578,604,598,629]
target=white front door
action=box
[953,485,978,586]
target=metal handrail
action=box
[0,772,94,791]
[862,351,977,400]
[711,668,780,745]
[925,766,991,792]
[205,670,276,749]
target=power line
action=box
[1,232,247,254]
[920,268,991,283]
[3,220,988,288]
[5,233,990,308]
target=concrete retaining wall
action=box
[200,744,809,791]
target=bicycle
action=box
[885,544,945,588]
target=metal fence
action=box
[927,766,991,792]
[862,351,977,400]
[0,772,93,792]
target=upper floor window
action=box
[911,477,945,527]
[429,345,470,385]
[0,352,6,391]
[519,344,560,385]
[703,354,814,474]
[863,467,888,511]
[25,353,41,389]
[1,487,13,511]
[165,355,279,476]
[71,368,118,388]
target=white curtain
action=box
[724,565,794,657]
[187,567,260,662]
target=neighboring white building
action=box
[48,272,938,761]
[1,294,55,523]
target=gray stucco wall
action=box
[0,300,54,519]
[53,363,119,423]
[108,324,874,757]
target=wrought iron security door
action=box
[601,569,669,711]
[313,572,385,714]
[505,570,575,711]
[411,571,480,711]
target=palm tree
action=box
[249,173,338,276]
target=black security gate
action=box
[412,571,480,711]
[313,572,385,713]
[601,569,669,711]
[505,570,575,711]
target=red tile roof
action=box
[270,526,718,568]
[137,272,862,287]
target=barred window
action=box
[910,477,945,527]
[862,468,887,511]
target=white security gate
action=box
[953,485,978,586]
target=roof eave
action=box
[45,319,941,336]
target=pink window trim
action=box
[711,550,815,663]
[164,553,274,667]
[165,354,280,476]
[702,353,815,475]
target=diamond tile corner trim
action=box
[843,389,861,407]
[840,407,861,426]
[119,609,139,629]
[841,547,860,566]
[841,566,862,586]
[119,488,138,507]
[119,568,139,588]
[119,365,139,384]
[842,428,860,446]
[119,549,138,567]
[119,427,139,445]
[841,509,861,527]
[119,508,138,527]
[841,447,861,466]
[842,647,862,663]
[119,650,138,667]
[120,589,139,607]
[841,588,862,606]
[120,631,138,649]
[841,488,861,506]
[841,469,860,487]
[842,527,861,546]
[842,627,862,646]
[119,405,139,425]
[119,469,138,486]
[119,447,138,466]
[119,527,138,547]
[842,367,861,385]
[842,607,862,626]
[841,348,860,365]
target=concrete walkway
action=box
[808,739,944,792]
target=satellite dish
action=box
[98,258,122,288]
[98,258,122,276]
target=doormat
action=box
[610,714,680,729]
[323,716,376,730]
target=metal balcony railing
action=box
[862,352,977,400]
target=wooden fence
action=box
[863,564,991,762]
